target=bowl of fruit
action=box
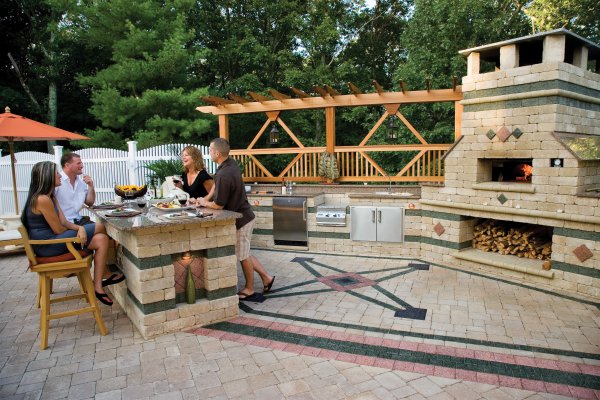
[114,184,147,200]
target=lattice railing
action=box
[230,145,451,183]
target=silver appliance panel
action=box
[316,205,347,226]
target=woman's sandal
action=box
[263,276,275,293]
[238,291,258,301]
[95,291,113,306]
[102,273,126,287]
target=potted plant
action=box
[142,146,183,197]
[318,151,339,183]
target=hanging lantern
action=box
[387,116,398,141]
[269,124,279,145]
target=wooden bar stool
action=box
[18,226,107,349]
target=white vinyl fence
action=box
[0,142,215,215]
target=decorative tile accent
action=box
[573,245,593,263]
[394,308,427,320]
[433,223,445,236]
[496,126,512,142]
[512,127,523,139]
[486,129,496,140]
[318,273,377,292]
[497,194,508,204]
[409,263,430,270]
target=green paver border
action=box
[247,248,600,359]
[207,320,600,389]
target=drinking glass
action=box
[176,193,188,207]
[136,196,148,210]
[123,190,135,205]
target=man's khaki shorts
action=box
[236,219,255,262]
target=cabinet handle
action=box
[378,210,382,223]
[371,209,376,223]
[302,200,307,221]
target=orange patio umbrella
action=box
[0,106,89,214]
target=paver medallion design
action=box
[192,250,600,399]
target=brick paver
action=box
[1,250,599,399]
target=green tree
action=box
[393,0,530,144]
[75,0,211,149]
[524,0,600,42]
[0,0,98,153]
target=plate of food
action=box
[105,208,142,218]
[164,211,197,220]
[91,201,122,210]
[152,200,193,212]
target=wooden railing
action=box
[198,86,462,184]
[231,144,452,183]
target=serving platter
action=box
[152,204,194,212]
[91,202,122,210]
[163,211,197,220]
[104,209,142,218]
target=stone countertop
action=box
[247,191,325,198]
[89,205,241,232]
[348,192,420,199]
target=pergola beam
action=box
[373,80,384,94]
[228,93,250,103]
[197,88,462,115]
[290,87,310,98]
[347,82,362,95]
[324,84,341,96]
[247,91,272,102]
[268,89,291,100]
[201,96,235,106]
[313,85,329,97]
[399,80,407,93]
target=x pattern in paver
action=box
[1,249,599,399]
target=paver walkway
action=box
[0,249,599,399]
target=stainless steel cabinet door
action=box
[376,207,404,243]
[350,206,377,241]
[273,196,308,245]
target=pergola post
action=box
[218,115,229,140]
[454,100,463,140]
[325,107,335,153]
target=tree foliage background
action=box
[1,0,598,159]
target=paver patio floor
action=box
[0,248,599,399]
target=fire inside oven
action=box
[491,159,533,183]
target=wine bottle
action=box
[281,178,286,195]
[185,265,196,304]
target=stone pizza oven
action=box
[419,29,600,299]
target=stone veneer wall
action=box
[419,60,600,299]
[106,219,239,339]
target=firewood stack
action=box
[472,220,552,260]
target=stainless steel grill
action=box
[316,205,347,226]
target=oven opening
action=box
[491,159,533,183]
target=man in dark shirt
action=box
[198,138,274,300]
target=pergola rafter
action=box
[196,81,463,183]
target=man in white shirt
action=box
[55,153,96,225]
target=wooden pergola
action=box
[196,80,463,183]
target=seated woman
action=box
[20,161,124,306]
[174,145,214,202]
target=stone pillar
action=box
[500,44,519,70]
[467,52,480,76]
[572,45,589,69]
[543,34,566,63]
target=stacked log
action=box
[472,220,551,260]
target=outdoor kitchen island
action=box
[90,206,241,339]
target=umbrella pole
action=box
[9,141,19,215]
